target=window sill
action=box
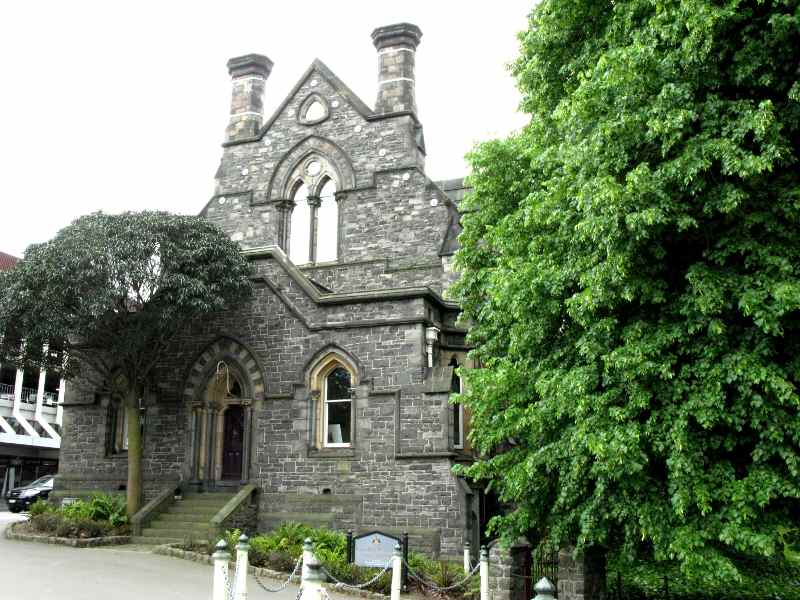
[307,447,356,459]
[106,452,128,459]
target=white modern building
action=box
[0,252,63,496]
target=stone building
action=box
[57,23,483,557]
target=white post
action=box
[463,541,472,573]
[480,546,489,600]
[300,538,325,600]
[390,544,403,600]
[301,536,313,582]
[234,533,250,600]
[533,577,556,600]
[212,539,231,600]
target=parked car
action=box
[5,475,54,512]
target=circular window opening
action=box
[306,161,322,176]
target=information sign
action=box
[353,531,400,568]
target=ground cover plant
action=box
[186,522,477,597]
[24,493,130,538]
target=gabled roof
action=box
[224,59,374,148]
[0,251,20,271]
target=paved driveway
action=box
[0,512,305,600]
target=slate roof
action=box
[0,251,19,271]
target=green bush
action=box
[55,517,110,539]
[315,546,393,595]
[30,512,63,533]
[28,498,55,516]
[26,494,129,538]
[609,552,800,600]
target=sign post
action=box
[353,531,402,568]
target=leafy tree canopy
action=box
[453,0,800,581]
[0,211,252,512]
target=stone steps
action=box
[135,491,236,545]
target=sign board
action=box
[61,497,79,507]
[353,531,400,568]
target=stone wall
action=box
[56,25,472,559]
[558,547,607,600]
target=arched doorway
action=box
[189,360,254,487]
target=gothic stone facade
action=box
[57,23,476,557]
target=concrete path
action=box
[0,512,309,600]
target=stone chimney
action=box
[225,53,273,142]
[371,23,422,115]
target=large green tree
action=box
[454,0,800,580]
[0,212,251,514]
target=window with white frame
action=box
[324,366,352,447]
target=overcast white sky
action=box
[0,1,532,258]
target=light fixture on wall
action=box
[425,327,440,368]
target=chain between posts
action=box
[319,561,393,590]
[402,558,481,592]
[253,554,304,593]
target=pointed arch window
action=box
[324,366,352,446]
[289,183,311,264]
[316,178,338,263]
[286,161,339,265]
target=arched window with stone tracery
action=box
[287,156,339,265]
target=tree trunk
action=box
[125,390,143,516]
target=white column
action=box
[35,369,60,441]
[56,378,65,426]
[12,367,38,437]
[464,541,472,573]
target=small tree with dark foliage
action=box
[0,211,252,514]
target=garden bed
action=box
[18,493,131,542]
[5,521,130,547]
[178,523,478,599]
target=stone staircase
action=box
[131,491,236,545]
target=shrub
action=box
[86,493,128,528]
[54,517,110,539]
[30,512,64,533]
[26,494,128,539]
[315,546,392,595]
[28,498,55,516]
[61,499,94,521]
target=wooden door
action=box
[221,405,244,480]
